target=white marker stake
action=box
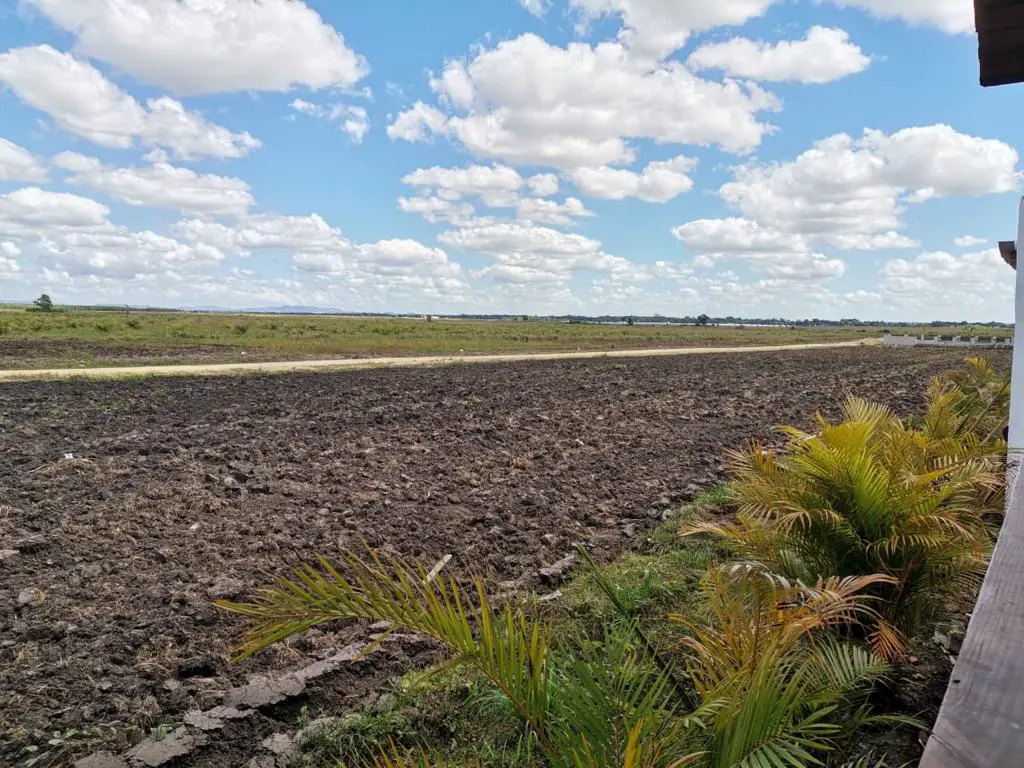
[1007,196,1024,506]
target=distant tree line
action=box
[504,314,1013,328]
[13,299,1013,328]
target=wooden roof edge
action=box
[975,0,1024,86]
[1000,240,1017,270]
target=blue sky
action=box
[0,0,1020,321]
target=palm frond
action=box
[689,384,1003,648]
[361,743,483,767]
[545,626,694,767]
[220,551,706,768]
[672,565,897,768]
[218,550,557,752]
[806,642,889,698]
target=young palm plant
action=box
[674,566,909,767]
[923,357,1009,449]
[219,552,901,767]
[919,357,1009,515]
[218,550,701,768]
[683,395,1001,657]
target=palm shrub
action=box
[220,550,697,768]
[683,395,1001,657]
[218,552,900,767]
[673,566,907,768]
[919,357,1008,515]
[921,357,1009,450]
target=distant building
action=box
[883,333,1013,349]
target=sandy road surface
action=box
[0,339,884,382]
[0,338,882,380]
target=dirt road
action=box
[0,338,881,380]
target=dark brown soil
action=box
[0,347,995,765]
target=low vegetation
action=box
[221,552,905,767]
[0,307,891,369]
[686,407,1001,655]
[219,358,1007,767]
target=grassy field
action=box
[0,308,1002,369]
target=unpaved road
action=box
[0,338,881,380]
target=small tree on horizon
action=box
[696,313,710,326]
[32,293,54,312]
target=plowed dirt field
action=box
[0,347,991,765]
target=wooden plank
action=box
[999,241,1017,270]
[975,0,1024,31]
[977,34,1024,86]
[976,4,1024,32]
[921,474,1024,763]
[981,68,1024,87]
[981,65,1024,87]
[975,0,1024,84]
[979,58,1024,86]
[978,27,1024,48]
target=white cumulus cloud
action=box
[673,218,808,254]
[38,229,225,278]
[687,27,870,84]
[175,213,347,256]
[718,124,1019,249]
[0,187,226,279]
[397,196,476,225]
[403,164,525,200]
[176,213,468,296]
[569,0,781,58]
[0,138,48,182]
[567,156,697,202]
[53,152,254,216]
[0,187,110,231]
[881,248,1015,313]
[390,34,779,167]
[527,174,560,197]
[293,238,463,280]
[476,263,569,285]
[520,0,551,17]
[24,0,369,95]
[829,0,975,35]
[290,100,370,144]
[0,253,21,277]
[0,46,261,159]
[440,220,628,276]
[516,197,595,227]
[672,218,845,280]
[955,235,987,248]
[386,102,450,142]
[177,213,471,301]
[400,164,589,222]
